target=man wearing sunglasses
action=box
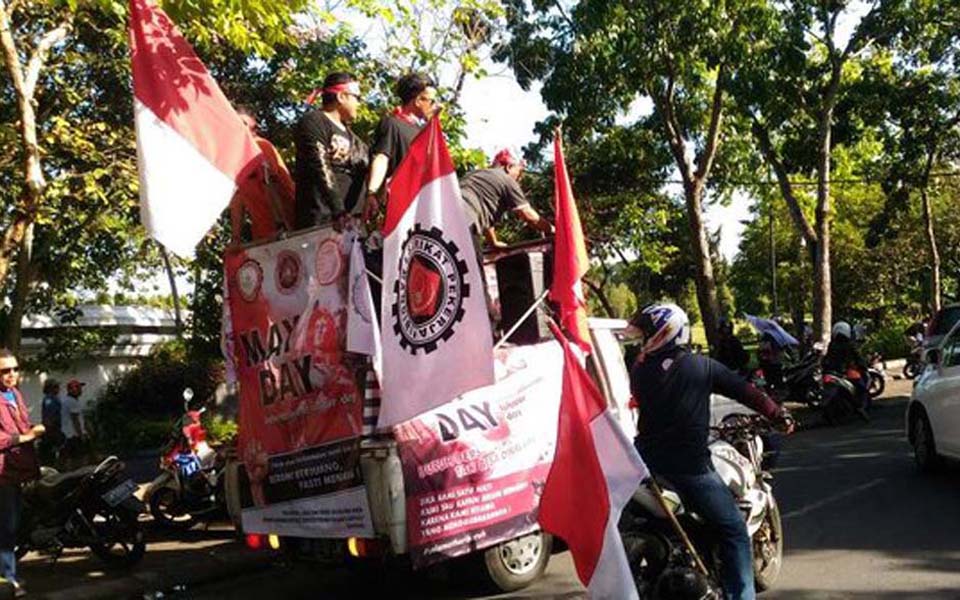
[294,72,369,232]
[363,72,440,224]
[0,350,44,594]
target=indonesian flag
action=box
[539,323,648,600]
[129,0,263,256]
[549,132,592,352]
[378,118,494,427]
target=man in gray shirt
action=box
[461,148,553,248]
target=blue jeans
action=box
[668,470,755,600]
[0,483,21,584]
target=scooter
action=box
[821,370,870,425]
[144,388,225,530]
[867,352,886,398]
[620,414,787,598]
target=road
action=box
[22,379,960,599]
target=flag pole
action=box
[493,289,550,351]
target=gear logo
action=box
[392,225,470,354]
[275,250,303,295]
[236,259,263,302]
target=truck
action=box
[221,231,639,593]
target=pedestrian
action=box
[363,72,439,225]
[714,318,750,375]
[60,379,86,467]
[229,106,296,245]
[0,349,44,595]
[39,379,63,465]
[461,147,553,249]
[293,72,369,231]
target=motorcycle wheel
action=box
[89,507,146,568]
[149,486,197,530]
[903,361,921,380]
[754,498,783,591]
[868,372,884,398]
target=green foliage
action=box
[862,314,914,359]
[203,413,238,444]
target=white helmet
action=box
[831,321,852,340]
[630,303,691,356]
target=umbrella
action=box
[744,314,799,348]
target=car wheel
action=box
[911,410,940,472]
[481,532,552,592]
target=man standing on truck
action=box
[363,73,439,225]
[230,107,296,244]
[628,303,793,600]
[461,147,554,249]
[294,72,369,231]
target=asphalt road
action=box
[22,378,960,599]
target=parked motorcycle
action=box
[821,370,870,425]
[16,456,145,568]
[619,413,785,598]
[144,388,225,530]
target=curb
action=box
[35,544,276,600]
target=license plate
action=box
[102,479,137,507]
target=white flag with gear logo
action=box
[378,118,494,428]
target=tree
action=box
[496,0,770,347]
[730,0,902,344]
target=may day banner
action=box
[225,228,374,538]
[393,341,564,567]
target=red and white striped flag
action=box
[129,0,262,256]
[549,132,592,352]
[539,323,648,600]
[377,118,494,427]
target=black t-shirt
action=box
[715,335,749,372]
[294,110,368,227]
[631,347,750,475]
[460,168,530,232]
[370,114,423,179]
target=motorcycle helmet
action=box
[831,321,852,341]
[629,303,691,356]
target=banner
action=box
[394,342,564,567]
[226,228,374,538]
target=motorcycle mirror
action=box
[183,387,195,402]
[924,348,941,367]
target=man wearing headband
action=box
[230,107,296,244]
[364,73,439,223]
[461,147,553,248]
[294,72,369,231]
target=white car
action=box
[906,320,960,470]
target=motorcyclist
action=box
[713,318,750,375]
[628,303,793,600]
[823,321,869,410]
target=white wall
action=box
[18,357,140,421]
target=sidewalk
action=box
[19,525,276,600]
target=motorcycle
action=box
[752,349,823,408]
[821,370,870,425]
[903,341,924,380]
[619,414,785,598]
[16,456,145,568]
[144,388,225,530]
[867,352,886,399]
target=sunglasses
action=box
[0,367,20,375]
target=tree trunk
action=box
[684,181,720,348]
[5,223,34,353]
[584,278,616,318]
[920,186,941,315]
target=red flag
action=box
[129,0,262,256]
[549,132,592,352]
[539,323,648,599]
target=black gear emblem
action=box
[391,224,470,354]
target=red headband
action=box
[305,81,361,105]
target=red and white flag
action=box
[378,118,494,427]
[549,132,592,352]
[539,323,648,600]
[129,0,262,256]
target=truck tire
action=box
[481,532,552,592]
